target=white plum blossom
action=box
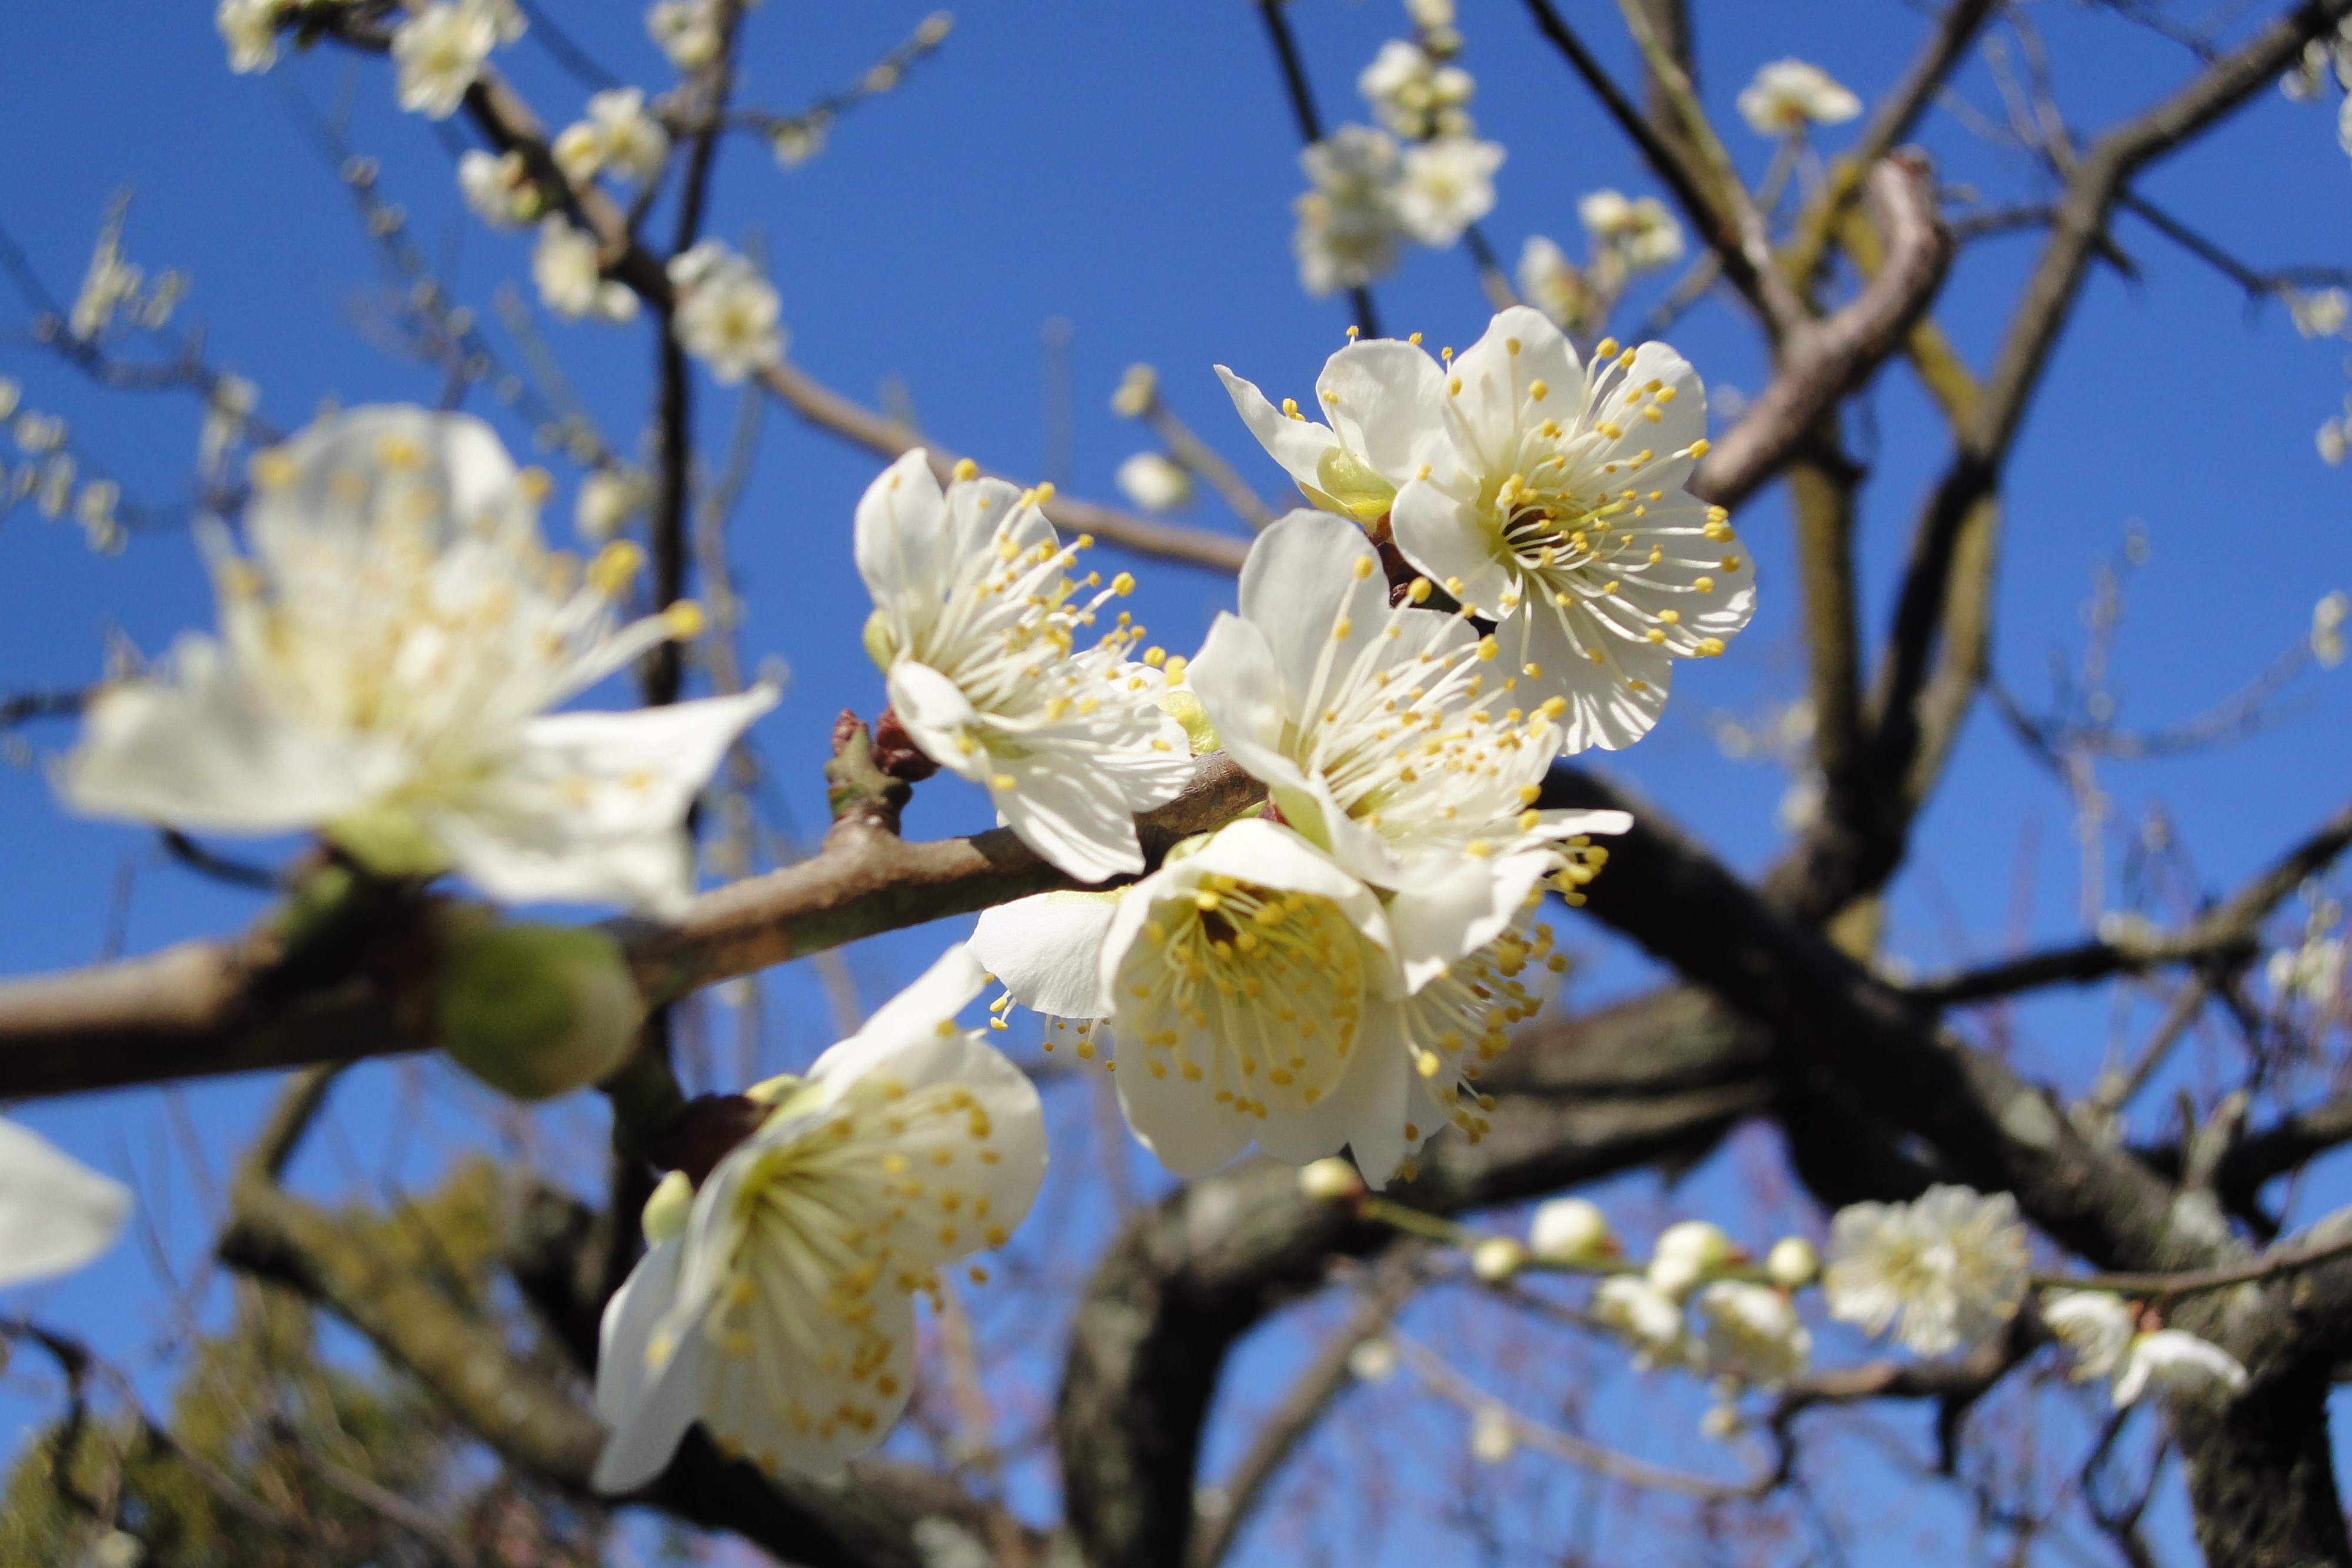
[391,1,500,120]
[1766,1236,1820,1289]
[217,0,282,74]
[1648,1219,1733,1300]
[1528,1196,1613,1263]
[1359,39,1476,140]
[1824,1185,2030,1357]
[0,1119,129,1289]
[554,88,672,187]
[667,241,786,384]
[1295,126,1406,298]
[1391,308,1754,748]
[1696,1280,1810,1387]
[534,218,639,323]
[1736,59,1862,136]
[60,406,773,914]
[976,818,1427,1181]
[2112,1329,2248,1409]
[647,0,723,71]
[1468,1404,1516,1463]
[2044,1290,2136,1382]
[854,449,1192,881]
[2290,288,2350,339]
[1518,235,1601,337]
[458,149,537,230]
[1396,137,1505,248]
[1579,189,1685,272]
[1592,1275,1688,1369]
[2268,932,2346,1007]
[577,467,651,544]
[2313,589,2349,669]
[1115,451,1195,513]
[593,946,1045,1489]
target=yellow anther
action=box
[1522,662,1542,678]
[1658,609,1679,624]
[953,457,979,481]
[1143,645,1166,667]
[1476,635,1498,661]
[1409,577,1432,603]
[1527,378,1548,400]
[1195,890,1222,911]
[1516,782,1542,804]
[1694,576,1715,593]
[1594,337,1619,360]
[663,600,707,639]
[589,540,646,594]
[1036,481,1058,504]
[991,773,1017,790]
[1448,375,1463,395]
[1518,809,1541,831]
[1409,331,1423,344]
[1696,637,1725,656]
[1110,571,1136,595]
[1282,397,1300,418]
[1332,618,1352,641]
[1687,438,1711,457]
[1352,554,1375,580]
[518,465,554,502]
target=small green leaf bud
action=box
[434,908,645,1100]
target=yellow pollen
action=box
[1594,337,1619,360]
[1527,379,1548,401]
[991,773,1017,790]
[663,600,707,639]
[953,457,979,480]
[1352,554,1375,580]
[1476,635,1498,662]
[590,540,645,594]
[1409,578,1432,603]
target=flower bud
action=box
[1471,1236,1527,1282]
[1346,1336,1398,1383]
[1527,1196,1614,1263]
[434,908,646,1100]
[1298,1156,1366,1202]
[1766,1236,1820,1290]
[1469,1404,1516,1463]
[641,1169,694,1244]
[1647,1219,1732,1300]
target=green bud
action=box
[433,909,646,1101]
[327,806,452,879]
[641,1170,694,1244]
[861,608,900,671]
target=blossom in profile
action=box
[1295,126,1407,297]
[1215,338,1448,526]
[1396,137,1506,248]
[1115,451,1194,513]
[0,1120,129,1289]
[1592,1275,1687,1369]
[2111,1329,2247,1409]
[1695,1280,1810,1387]
[1359,39,1476,140]
[1824,1185,2030,1357]
[555,87,672,187]
[60,406,773,914]
[217,0,283,74]
[458,149,537,230]
[667,241,786,384]
[1517,235,1602,337]
[391,1,500,120]
[2043,1290,2135,1381]
[1579,189,1685,272]
[593,946,1046,1490]
[854,449,1192,881]
[534,218,639,323]
[647,0,722,70]
[1736,58,1862,137]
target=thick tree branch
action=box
[0,755,1263,1100]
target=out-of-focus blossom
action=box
[1294,126,1406,298]
[217,0,283,74]
[1824,1184,2030,1357]
[534,217,639,323]
[667,241,786,383]
[1579,189,1685,272]
[1396,137,1505,247]
[391,2,500,120]
[459,149,538,230]
[1359,39,1476,140]
[1516,235,1601,336]
[1115,451,1193,512]
[1736,58,1862,136]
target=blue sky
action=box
[2,1,2349,1562]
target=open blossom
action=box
[1115,451,1194,512]
[1735,59,1862,136]
[60,407,773,914]
[1396,137,1505,248]
[1186,509,1627,971]
[1518,235,1602,337]
[1579,189,1684,272]
[1696,1280,1810,1387]
[534,218,639,323]
[1824,1185,2030,1357]
[2044,1290,2135,1381]
[593,946,1045,1490]
[855,449,1192,881]
[647,0,722,70]
[1295,126,1406,297]
[554,88,672,187]
[1359,39,1476,140]
[2112,1329,2247,1408]
[458,149,537,230]
[1344,308,1752,749]
[392,1,500,120]
[217,0,282,74]
[667,241,785,384]
[0,1120,129,1290]
[2313,588,2349,669]
[1592,1276,1688,1369]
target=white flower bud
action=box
[1471,1235,1527,1282]
[1648,1220,1732,1299]
[1527,1196,1613,1263]
[1469,1404,1515,1463]
[1766,1236,1820,1289]
[434,908,646,1100]
[1299,1156,1367,1201]
[1346,1335,1398,1383]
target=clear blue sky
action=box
[1,1,2348,1562]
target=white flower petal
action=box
[853,448,952,620]
[885,660,986,782]
[1186,612,1316,800]
[1390,479,1511,610]
[1315,339,1452,481]
[0,1120,130,1289]
[1215,365,1342,497]
[1385,850,1555,993]
[971,893,1121,1019]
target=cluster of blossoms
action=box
[2281,19,2352,155]
[648,0,729,72]
[1515,192,1686,341]
[1292,0,1505,297]
[2268,883,2347,1011]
